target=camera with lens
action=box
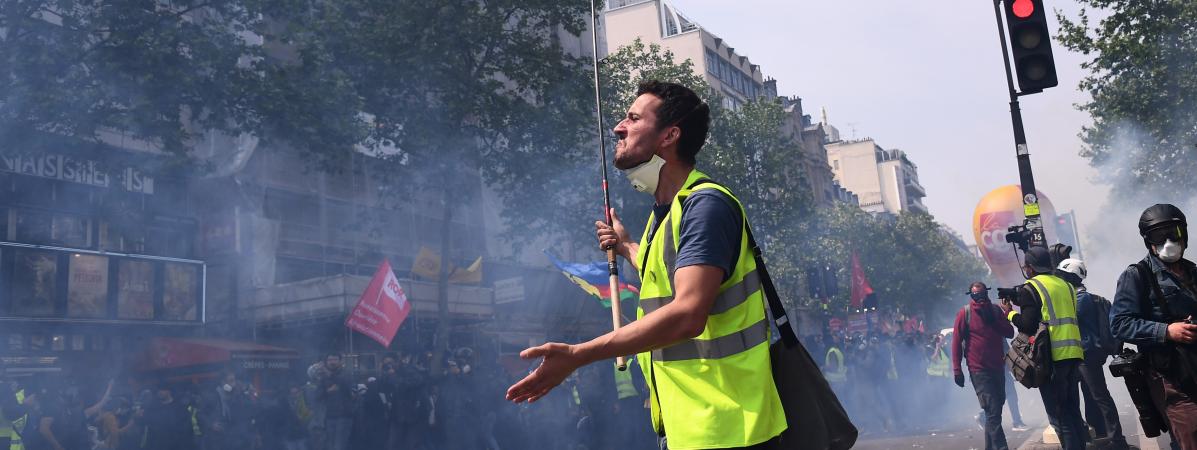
[996,287,1020,301]
[1005,225,1032,251]
[1109,348,1170,437]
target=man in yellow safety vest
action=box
[507,81,786,449]
[1000,247,1086,450]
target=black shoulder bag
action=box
[748,224,858,450]
[1003,284,1054,389]
[684,179,856,449]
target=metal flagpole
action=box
[590,0,626,371]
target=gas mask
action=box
[622,154,666,194]
[1156,239,1184,263]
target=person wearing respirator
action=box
[1111,204,1197,449]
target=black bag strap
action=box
[686,178,800,347]
[746,220,801,347]
[1134,261,1171,319]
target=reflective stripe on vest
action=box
[824,347,847,383]
[614,364,639,400]
[634,170,786,449]
[1027,276,1085,361]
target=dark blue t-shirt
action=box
[649,189,743,282]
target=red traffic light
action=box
[1012,0,1035,18]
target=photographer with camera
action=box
[999,247,1087,450]
[1111,204,1197,449]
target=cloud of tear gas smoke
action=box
[1080,120,1197,298]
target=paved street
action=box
[855,378,1182,450]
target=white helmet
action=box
[1057,258,1087,281]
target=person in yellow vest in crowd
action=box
[0,377,22,450]
[926,333,952,379]
[1000,247,1087,450]
[507,81,786,449]
[824,344,848,385]
[612,358,654,450]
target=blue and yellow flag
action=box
[544,250,638,308]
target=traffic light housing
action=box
[1003,0,1058,93]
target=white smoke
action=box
[1081,120,1197,297]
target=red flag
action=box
[345,260,411,347]
[849,251,874,309]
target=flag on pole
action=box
[544,250,638,308]
[411,246,442,280]
[849,251,874,310]
[346,260,412,347]
[449,256,483,284]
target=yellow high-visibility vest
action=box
[188,405,201,436]
[927,347,951,377]
[635,170,786,450]
[1025,274,1085,362]
[614,364,639,400]
[11,390,26,450]
[824,347,847,383]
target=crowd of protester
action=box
[805,328,1002,436]
[0,345,663,450]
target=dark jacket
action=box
[952,299,1015,376]
[1075,288,1105,357]
[320,371,355,419]
[1111,253,1197,348]
[1009,276,1050,336]
[142,399,195,450]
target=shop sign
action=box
[1,153,154,194]
[494,276,524,304]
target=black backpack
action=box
[1088,292,1123,356]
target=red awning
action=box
[137,337,299,372]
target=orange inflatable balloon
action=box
[972,185,1059,287]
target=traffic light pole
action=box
[992,0,1047,249]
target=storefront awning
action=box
[136,337,299,372]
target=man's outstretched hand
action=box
[506,342,589,403]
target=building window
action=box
[705,50,718,75]
[10,249,60,317]
[833,160,840,170]
[8,207,93,248]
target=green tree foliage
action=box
[1056,1,1197,197]
[780,206,988,320]
[0,0,277,157]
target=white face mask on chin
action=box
[622,154,666,194]
[1156,239,1185,263]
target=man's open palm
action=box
[505,342,586,403]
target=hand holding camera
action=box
[1166,316,1197,344]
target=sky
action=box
[667,0,1106,251]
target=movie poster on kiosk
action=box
[162,263,198,321]
[117,260,154,320]
[11,249,58,316]
[67,254,108,318]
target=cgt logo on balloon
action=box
[977,211,1019,264]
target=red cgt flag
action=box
[345,260,412,347]
[849,251,874,309]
